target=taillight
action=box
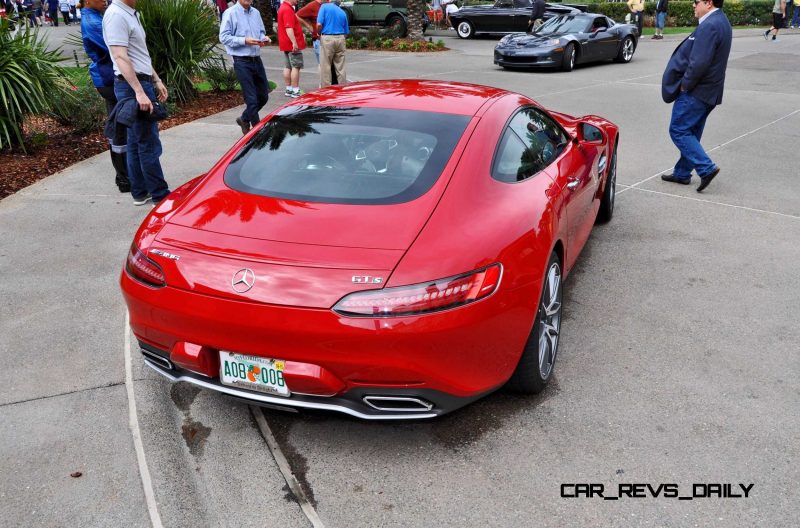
[333,264,502,317]
[126,244,166,287]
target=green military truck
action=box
[339,0,429,38]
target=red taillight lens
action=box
[333,264,502,317]
[126,245,166,287]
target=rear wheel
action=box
[596,143,617,223]
[561,43,575,72]
[506,251,563,394]
[387,15,407,38]
[456,20,474,39]
[615,36,635,63]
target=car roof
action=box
[294,80,509,117]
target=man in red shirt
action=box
[297,0,323,64]
[277,0,306,97]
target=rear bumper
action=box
[122,267,535,418]
[140,342,491,419]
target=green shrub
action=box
[397,41,409,51]
[46,74,107,134]
[200,54,240,92]
[366,27,383,42]
[436,39,445,49]
[410,40,422,51]
[137,0,219,104]
[358,37,369,49]
[584,1,774,27]
[0,20,67,151]
[346,37,355,47]
[382,38,395,48]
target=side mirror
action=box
[578,122,604,144]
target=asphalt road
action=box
[1,26,798,527]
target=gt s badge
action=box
[150,249,181,260]
[352,276,383,284]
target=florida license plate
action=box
[219,351,290,397]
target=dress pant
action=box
[232,56,269,127]
[669,92,717,179]
[113,79,170,203]
[48,7,58,26]
[319,34,346,88]
[96,85,129,190]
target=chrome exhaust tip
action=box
[362,396,434,412]
[141,348,174,371]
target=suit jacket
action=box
[661,9,732,106]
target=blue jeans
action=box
[792,7,800,26]
[313,39,320,64]
[113,79,170,202]
[232,56,269,127]
[655,11,666,30]
[669,92,717,179]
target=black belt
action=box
[322,33,347,36]
[233,55,260,62]
[116,73,153,82]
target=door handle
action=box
[566,178,581,190]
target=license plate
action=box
[219,351,290,397]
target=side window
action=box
[492,107,569,183]
[512,0,531,8]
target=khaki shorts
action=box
[284,51,304,70]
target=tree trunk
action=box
[407,0,425,40]
[255,0,275,36]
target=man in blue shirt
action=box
[317,0,348,87]
[219,0,272,134]
[81,0,130,192]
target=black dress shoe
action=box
[661,173,691,185]
[235,117,251,135]
[696,166,720,192]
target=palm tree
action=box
[406,0,425,40]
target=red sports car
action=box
[121,80,617,419]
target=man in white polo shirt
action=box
[102,0,171,206]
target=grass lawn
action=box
[641,25,766,35]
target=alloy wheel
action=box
[609,148,617,212]
[538,261,562,379]
[623,39,634,61]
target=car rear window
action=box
[224,106,471,205]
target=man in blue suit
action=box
[661,0,732,192]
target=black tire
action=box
[596,142,617,223]
[506,251,563,394]
[560,43,575,72]
[387,15,407,38]
[615,36,635,63]
[456,20,474,39]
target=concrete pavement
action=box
[2,26,799,527]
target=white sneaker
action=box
[284,88,293,97]
[133,195,152,206]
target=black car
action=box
[449,0,584,39]
[494,13,639,71]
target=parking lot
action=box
[1,27,798,527]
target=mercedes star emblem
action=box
[231,268,256,293]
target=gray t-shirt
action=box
[773,0,783,14]
[102,1,153,76]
